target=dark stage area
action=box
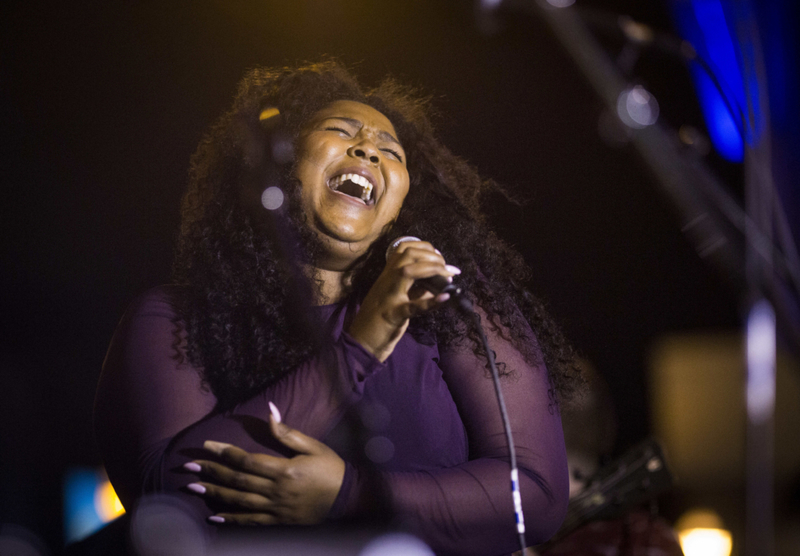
[2,0,798,554]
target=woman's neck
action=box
[311,266,352,305]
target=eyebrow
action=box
[322,116,403,148]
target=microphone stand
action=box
[477,1,800,555]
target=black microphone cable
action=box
[387,236,527,552]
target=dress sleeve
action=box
[97,290,568,554]
[337,306,570,555]
[94,287,218,509]
[94,288,385,513]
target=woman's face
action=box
[295,100,409,269]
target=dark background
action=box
[1,0,795,551]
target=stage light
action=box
[746,299,776,425]
[64,467,125,544]
[94,478,125,523]
[359,533,434,556]
[546,0,576,7]
[261,186,284,210]
[676,508,732,556]
[670,0,754,162]
[617,85,659,129]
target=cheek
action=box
[294,140,331,195]
[395,172,411,208]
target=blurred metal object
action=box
[476,2,800,554]
[539,439,675,550]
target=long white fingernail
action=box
[436,293,451,303]
[269,401,282,423]
[186,483,206,494]
[208,516,225,523]
[183,462,202,473]
[434,249,442,255]
[445,265,461,275]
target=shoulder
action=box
[122,285,187,322]
[108,285,191,357]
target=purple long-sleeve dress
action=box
[94,285,568,555]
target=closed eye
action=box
[381,148,404,163]
[325,126,351,136]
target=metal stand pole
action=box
[745,299,776,556]
[478,2,800,554]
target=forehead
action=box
[310,100,398,135]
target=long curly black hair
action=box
[173,60,582,409]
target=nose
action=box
[347,141,380,165]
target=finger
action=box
[187,482,271,511]
[390,239,439,260]
[203,441,258,469]
[202,441,287,480]
[210,513,280,526]
[391,245,447,269]
[268,411,331,457]
[399,261,458,285]
[188,460,276,493]
[407,291,452,314]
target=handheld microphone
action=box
[385,236,462,297]
[388,237,522,551]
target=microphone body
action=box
[386,236,463,297]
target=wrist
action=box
[346,319,400,362]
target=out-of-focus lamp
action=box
[676,508,732,556]
[95,477,125,522]
[64,467,125,543]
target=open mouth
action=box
[327,173,374,205]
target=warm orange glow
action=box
[678,528,732,556]
[676,508,732,556]
[94,479,125,522]
[259,107,280,121]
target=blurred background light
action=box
[670,0,753,162]
[746,300,776,425]
[0,524,49,556]
[617,85,660,128]
[63,467,124,544]
[359,532,435,556]
[546,0,576,7]
[676,508,733,556]
[261,186,285,210]
[94,477,125,523]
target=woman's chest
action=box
[326,335,468,471]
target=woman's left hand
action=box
[184,405,346,525]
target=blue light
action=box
[670,0,763,162]
[63,468,104,544]
[690,65,744,161]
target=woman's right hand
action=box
[346,239,460,362]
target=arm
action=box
[93,286,384,513]
[164,245,568,552]
[339,307,570,554]
[94,287,217,510]
[187,306,568,554]
[155,241,456,516]
[95,241,451,515]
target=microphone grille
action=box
[386,236,421,261]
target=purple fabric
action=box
[95,286,569,555]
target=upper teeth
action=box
[328,173,373,202]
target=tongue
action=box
[337,179,365,200]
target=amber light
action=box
[94,478,125,522]
[676,508,732,556]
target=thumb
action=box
[268,401,327,456]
